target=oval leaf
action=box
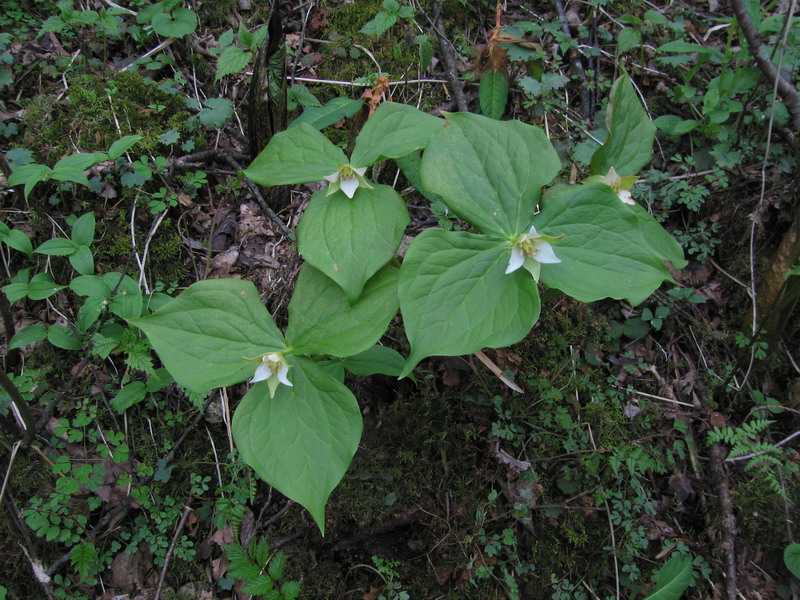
[479,70,509,120]
[128,279,285,394]
[399,229,541,376]
[232,355,362,534]
[111,381,148,412]
[643,554,693,600]
[8,323,47,350]
[291,97,363,130]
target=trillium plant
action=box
[128,74,687,533]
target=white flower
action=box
[600,167,637,205]
[323,164,373,198]
[505,225,562,281]
[250,352,292,398]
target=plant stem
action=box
[0,369,35,444]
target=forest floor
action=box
[1,1,799,599]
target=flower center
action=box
[339,165,357,179]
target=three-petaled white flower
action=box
[505,225,562,281]
[597,167,637,205]
[323,164,373,199]
[250,352,293,398]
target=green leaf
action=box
[69,245,94,275]
[285,264,399,357]
[103,273,143,319]
[111,381,147,412]
[280,580,301,600]
[70,275,112,298]
[785,543,800,578]
[243,123,348,186]
[70,543,99,578]
[151,7,197,38]
[198,97,234,129]
[291,97,363,130]
[107,135,143,160]
[268,551,285,580]
[590,73,656,177]
[216,46,251,81]
[35,238,77,256]
[287,84,321,109]
[420,112,560,237]
[8,324,47,350]
[27,274,67,300]
[128,279,285,394]
[296,184,408,303]
[53,152,107,172]
[340,345,405,377]
[243,574,274,595]
[48,324,81,350]
[77,297,105,332]
[2,229,33,257]
[350,102,444,167]
[653,115,699,135]
[233,355,362,535]
[617,27,642,54]
[643,554,693,600]
[8,164,52,201]
[479,70,508,120]
[49,167,91,187]
[360,11,396,36]
[534,183,683,305]
[399,229,541,376]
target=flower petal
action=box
[618,190,635,205]
[339,176,359,198]
[277,363,293,387]
[526,224,539,239]
[322,172,339,183]
[250,362,271,383]
[505,246,525,274]
[535,241,561,264]
[522,257,542,281]
[352,166,368,177]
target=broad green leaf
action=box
[49,167,91,187]
[151,7,197,38]
[350,102,444,167]
[77,297,105,332]
[653,115,700,135]
[69,245,94,275]
[244,123,348,186]
[146,368,174,392]
[399,229,541,376]
[53,152,107,172]
[590,73,656,176]
[395,151,444,204]
[233,355,362,534]
[102,273,143,319]
[3,283,27,304]
[657,40,713,54]
[8,323,47,350]
[2,229,32,257]
[296,184,408,303]
[111,381,147,412]
[70,275,111,298]
[107,135,143,160]
[35,238,77,256]
[285,264,399,357]
[340,345,405,377]
[617,27,642,54]
[533,183,681,305]
[479,70,508,120]
[27,274,67,300]
[128,279,285,394]
[48,324,81,350]
[7,163,50,187]
[785,543,800,578]
[216,46,251,81]
[291,97,363,130]
[643,554,693,600]
[420,112,560,237]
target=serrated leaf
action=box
[479,70,508,120]
[251,537,270,567]
[128,279,285,394]
[617,27,642,54]
[8,324,47,349]
[350,102,444,167]
[243,574,274,595]
[287,84,321,109]
[420,112,560,237]
[280,580,301,600]
[399,229,541,376]
[290,97,363,130]
[643,554,693,600]
[590,73,656,176]
[244,123,348,186]
[285,264,399,357]
[233,356,362,534]
[533,183,683,305]
[268,551,285,580]
[151,7,197,38]
[296,184,408,302]
[360,11,396,36]
[70,543,98,578]
[198,97,234,129]
[110,381,147,412]
[216,46,251,81]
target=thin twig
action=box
[710,442,739,600]
[429,2,469,112]
[153,503,194,600]
[474,351,524,393]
